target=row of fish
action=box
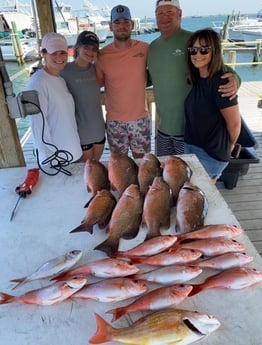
[2,225,262,344]
[71,153,208,255]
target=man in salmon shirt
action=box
[95,4,151,159]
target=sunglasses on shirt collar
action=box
[188,46,211,55]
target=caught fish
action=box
[84,159,110,196]
[130,247,202,266]
[190,252,253,270]
[133,265,202,285]
[107,284,193,321]
[142,176,171,239]
[89,309,220,345]
[108,151,138,196]
[161,155,192,202]
[176,224,243,243]
[175,181,208,233]
[115,235,178,258]
[71,278,148,303]
[174,237,246,257]
[10,249,82,289]
[70,190,117,234]
[95,184,143,256]
[189,267,262,296]
[52,258,139,281]
[138,152,162,195]
[0,277,87,305]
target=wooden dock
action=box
[21,81,262,256]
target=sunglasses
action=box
[188,46,211,55]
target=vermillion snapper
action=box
[133,265,202,285]
[89,309,220,344]
[70,190,117,234]
[173,237,245,257]
[161,155,192,203]
[138,152,162,195]
[51,258,139,281]
[115,235,178,258]
[95,184,143,256]
[0,277,87,305]
[190,252,253,270]
[107,284,193,322]
[10,249,82,289]
[176,224,243,242]
[189,267,262,296]
[84,159,110,196]
[175,181,208,233]
[130,247,202,266]
[108,151,138,196]
[71,277,148,303]
[142,176,171,239]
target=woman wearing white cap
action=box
[61,31,106,161]
[27,32,82,169]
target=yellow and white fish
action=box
[89,309,220,344]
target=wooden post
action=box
[11,21,24,65]
[228,50,236,69]
[35,0,56,37]
[0,75,25,168]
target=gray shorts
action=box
[106,116,151,154]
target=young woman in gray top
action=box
[61,31,105,161]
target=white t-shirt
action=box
[27,69,82,163]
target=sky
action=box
[61,0,262,18]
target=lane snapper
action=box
[107,284,193,321]
[176,224,243,243]
[130,247,202,266]
[115,235,178,258]
[89,309,220,345]
[173,237,246,257]
[133,265,202,285]
[190,252,253,270]
[10,249,82,289]
[51,258,139,281]
[0,277,87,305]
[71,278,148,303]
[189,267,262,296]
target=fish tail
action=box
[188,284,204,296]
[106,307,127,322]
[0,292,15,304]
[10,277,27,290]
[89,313,113,344]
[70,223,93,234]
[95,240,118,257]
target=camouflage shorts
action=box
[106,115,151,154]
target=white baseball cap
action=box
[156,0,180,9]
[41,32,67,54]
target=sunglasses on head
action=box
[188,46,211,55]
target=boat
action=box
[0,1,39,61]
[213,10,262,43]
[54,1,109,46]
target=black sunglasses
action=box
[188,46,211,55]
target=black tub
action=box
[218,117,260,189]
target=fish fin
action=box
[9,277,27,290]
[106,306,127,322]
[89,313,113,344]
[70,223,93,234]
[0,292,15,304]
[188,284,204,297]
[84,196,95,208]
[94,240,118,257]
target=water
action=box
[4,14,261,138]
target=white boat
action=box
[213,10,262,43]
[0,1,39,61]
[54,2,109,46]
